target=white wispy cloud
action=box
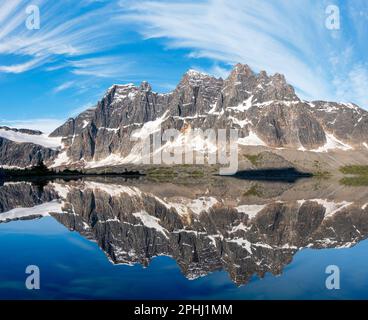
[0,57,44,73]
[0,0,23,24]
[68,56,133,78]
[334,64,368,107]
[0,0,127,75]
[1,0,368,110]
[53,81,75,93]
[119,0,368,108]
[119,0,329,98]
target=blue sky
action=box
[0,0,368,132]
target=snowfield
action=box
[0,128,62,149]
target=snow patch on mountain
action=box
[227,238,253,254]
[0,128,62,149]
[0,165,29,169]
[236,204,266,219]
[298,199,353,218]
[188,197,218,215]
[228,95,253,112]
[84,153,133,168]
[166,197,218,216]
[83,182,142,197]
[131,111,168,140]
[238,131,266,146]
[133,210,169,238]
[0,200,63,222]
[50,151,71,168]
[311,133,353,152]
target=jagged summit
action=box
[185,69,209,77]
[232,63,254,77]
[103,64,294,98]
[140,81,152,91]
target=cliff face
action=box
[1,63,368,169]
[0,137,58,168]
[0,182,57,213]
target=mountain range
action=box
[1,63,367,173]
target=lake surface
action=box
[0,177,368,300]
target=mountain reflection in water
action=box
[1,176,368,290]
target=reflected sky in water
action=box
[0,215,368,299]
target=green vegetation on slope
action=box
[243,184,262,197]
[340,165,368,175]
[340,165,368,186]
[244,154,261,166]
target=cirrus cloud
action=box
[119,0,368,108]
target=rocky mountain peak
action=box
[225,63,254,86]
[258,70,268,78]
[224,64,298,102]
[185,69,209,78]
[232,63,254,76]
[104,83,137,97]
[140,81,152,92]
[178,69,219,89]
[100,83,141,110]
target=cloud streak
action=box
[0,57,45,73]
[1,0,368,111]
[53,81,75,93]
[120,0,368,107]
[0,0,127,75]
[68,57,133,78]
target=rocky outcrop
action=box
[308,101,368,145]
[0,182,57,213]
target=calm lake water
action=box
[0,177,368,300]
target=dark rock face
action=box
[250,102,326,148]
[47,64,368,168]
[49,108,96,138]
[308,101,368,143]
[0,182,55,213]
[0,137,58,168]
